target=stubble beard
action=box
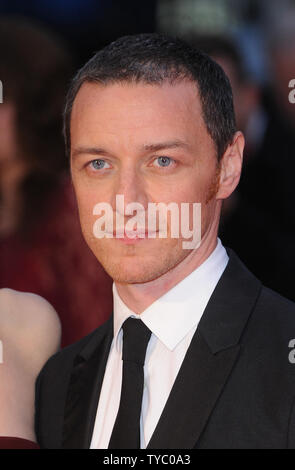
[90,236,191,285]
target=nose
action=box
[111,165,148,218]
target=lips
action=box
[124,230,148,238]
[104,229,159,240]
[123,229,158,238]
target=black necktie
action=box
[108,317,152,449]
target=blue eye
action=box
[90,159,109,170]
[155,156,172,167]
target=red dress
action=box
[0,177,113,347]
[0,437,40,449]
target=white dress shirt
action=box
[90,238,229,449]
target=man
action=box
[35,33,295,449]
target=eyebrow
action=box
[142,140,190,152]
[72,146,111,159]
[71,140,190,159]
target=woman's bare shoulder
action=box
[0,288,61,370]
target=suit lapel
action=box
[147,249,262,449]
[147,329,240,449]
[62,316,113,449]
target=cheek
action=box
[183,166,220,233]
[174,173,215,205]
[72,186,97,233]
[72,174,104,210]
[205,165,221,203]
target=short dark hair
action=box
[187,34,249,84]
[63,33,236,161]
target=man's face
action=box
[70,80,221,284]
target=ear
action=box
[216,131,244,200]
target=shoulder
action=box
[0,288,61,338]
[226,249,295,327]
[248,284,295,339]
[245,285,295,361]
[38,315,113,379]
[0,288,61,371]
[257,285,295,320]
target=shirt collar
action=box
[113,238,229,351]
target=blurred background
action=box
[0,0,295,346]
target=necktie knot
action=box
[122,317,151,366]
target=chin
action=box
[89,237,187,284]
[112,273,154,284]
[105,261,159,284]
[102,252,185,285]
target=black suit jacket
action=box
[35,249,295,449]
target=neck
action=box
[115,227,219,314]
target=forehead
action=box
[70,80,208,147]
